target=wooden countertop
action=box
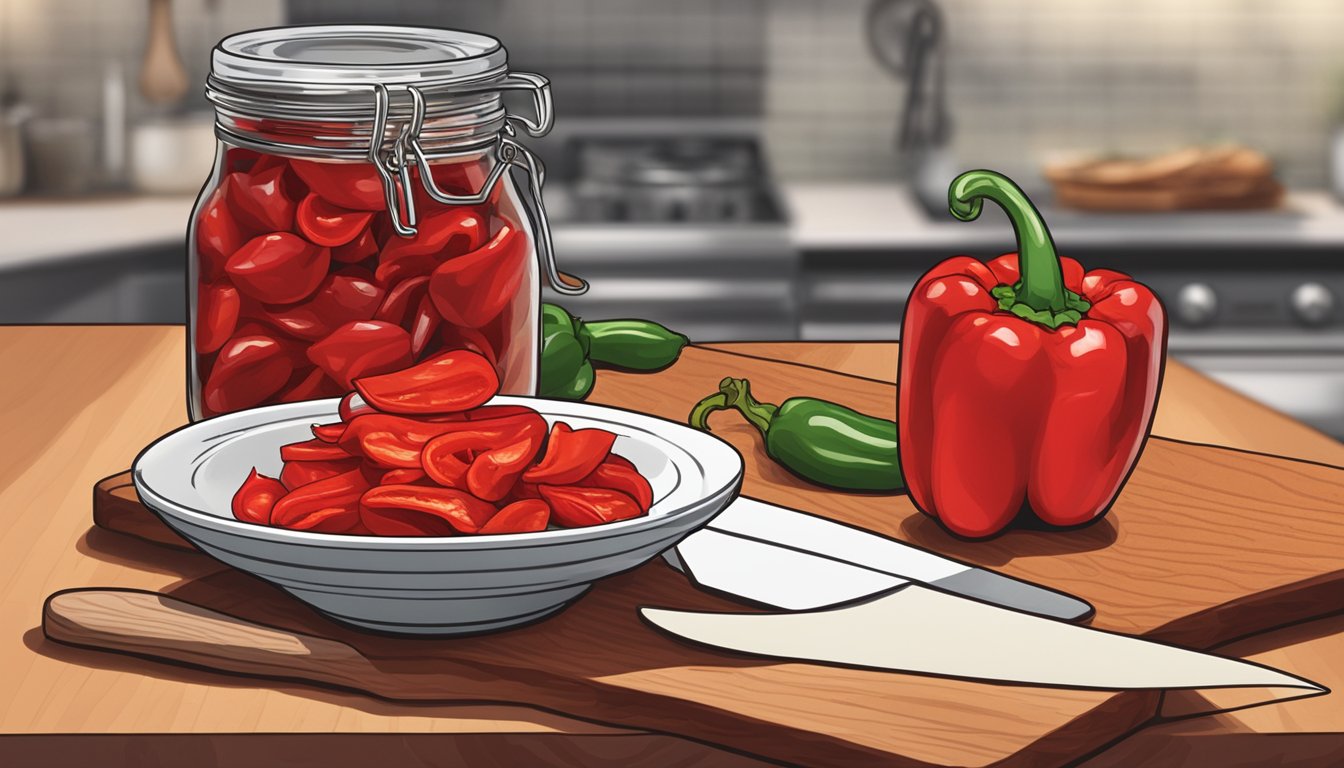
[2,326,1341,767]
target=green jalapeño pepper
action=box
[539,303,689,400]
[689,377,903,492]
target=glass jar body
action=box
[186,141,538,421]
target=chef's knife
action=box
[667,497,1093,621]
[646,534,1324,692]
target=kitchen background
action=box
[3,0,1344,437]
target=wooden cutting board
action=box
[81,347,1344,768]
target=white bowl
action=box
[133,396,743,636]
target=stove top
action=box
[564,135,785,224]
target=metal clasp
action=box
[365,77,584,295]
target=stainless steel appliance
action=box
[543,120,797,341]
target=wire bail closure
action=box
[367,75,585,295]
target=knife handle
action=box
[43,588,375,686]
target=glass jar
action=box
[187,25,584,420]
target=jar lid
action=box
[213,25,507,88]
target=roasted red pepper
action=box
[522,422,617,486]
[226,233,331,305]
[280,457,360,491]
[195,282,241,355]
[232,468,287,524]
[338,412,475,468]
[354,349,498,415]
[578,457,653,513]
[375,208,485,286]
[269,468,369,532]
[898,170,1166,539]
[359,484,497,535]
[420,412,548,489]
[538,485,643,528]
[479,499,551,534]
[429,223,527,329]
[296,192,375,247]
[227,166,297,233]
[307,320,414,389]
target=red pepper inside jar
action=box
[187,25,585,420]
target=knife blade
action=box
[641,580,1323,693]
[669,497,1093,621]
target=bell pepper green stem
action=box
[689,377,777,435]
[949,170,1089,329]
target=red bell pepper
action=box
[263,274,385,341]
[898,170,1166,539]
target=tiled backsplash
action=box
[772,0,1344,187]
[5,0,1344,188]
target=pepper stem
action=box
[688,377,778,437]
[948,170,1089,329]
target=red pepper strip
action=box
[429,223,528,329]
[225,167,296,233]
[522,422,617,486]
[465,418,548,501]
[311,422,346,442]
[466,405,536,421]
[226,233,331,304]
[898,171,1165,538]
[280,457,360,491]
[195,282,240,354]
[249,153,288,177]
[263,275,385,341]
[296,193,375,247]
[225,147,261,174]
[373,276,429,327]
[202,332,294,414]
[381,467,427,485]
[307,320,414,389]
[331,223,379,264]
[289,158,386,211]
[231,468,286,524]
[279,438,352,462]
[505,481,543,502]
[359,485,497,535]
[354,349,498,415]
[420,412,547,488]
[538,485,644,528]
[374,208,486,287]
[196,186,243,281]
[479,499,551,534]
[440,324,498,368]
[578,459,653,513]
[339,413,477,468]
[277,367,341,403]
[270,468,368,532]
[408,294,441,359]
[339,391,372,421]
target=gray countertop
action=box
[6,185,1344,269]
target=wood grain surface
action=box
[72,342,1344,767]
[4,326,1344,768]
